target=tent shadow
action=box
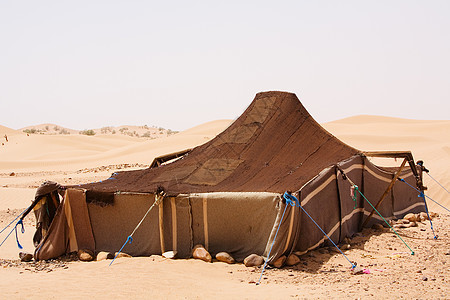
[286,227,407,274]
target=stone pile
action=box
[389,212,438,229]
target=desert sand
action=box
[0,116,449,299]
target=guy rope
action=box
[109,189,166,266]
[338,168,415,255]
[257,192,357,285]
[0,207,29,251]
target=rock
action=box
[9,172,15,176]
[192,244,211,263]
[343,237,351,244]
[286,254,300,266]
[429,212,439,218]
[114,252,132,258]
[372,223,384,230]
[422,276,428,281]
[244,254,264,267]
[393,224,406,229]
[216,252,235,264]
[400,219,410,224]
[340,244,351,250]
[352,266,364,275]
[96,251,114,261]
[419,212,429,221]
[409,221,417,227]
[78,249,94,261]
[272,255,286,268]
[403,213,417,222]
[162,251,177,259]
[19,252,33,262]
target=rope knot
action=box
[283,192,299,207]
[350,185,358,209]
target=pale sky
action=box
[1,1,449,131]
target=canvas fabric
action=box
[88,192,280,262]
[34,189,95,260]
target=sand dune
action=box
[0,120,232,172]
[0,125,19,137]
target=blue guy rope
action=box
[109,193,164,266]
[283,193,356,270]
[0,226,16,248]
[257,199,289,285]
[0,207,28,235]
[0,219,25,249]
[15,219,24,249]
[425,172,450,194]
[109,236,133,266]
[418,191,437,239]
[399,178,450,213]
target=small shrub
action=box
[59,129,70,135]
[80,129,96,136]
[23,128,37,134]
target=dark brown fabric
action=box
[79,92,360,195]
[34,199,68,260]
[337,156,364,240]
[362,160,395,228]
[35,181,61,198]
[86,190,115,206]
[392,171,425,218]
[32,191,60,247]
[295,166,341,252]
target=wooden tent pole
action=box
[361,158,408,229]
[159,201,165,254]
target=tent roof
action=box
[80,91,360,195]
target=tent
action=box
[34,91,426,263]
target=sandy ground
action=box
[0,116,449,299]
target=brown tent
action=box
[34,91,426,263]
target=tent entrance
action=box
[361,151,426,228]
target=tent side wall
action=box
[294,165,342,255]
[290,155,424,256]
[187,192,280,261]
[362,157,425,227]
[87,192,281,261]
